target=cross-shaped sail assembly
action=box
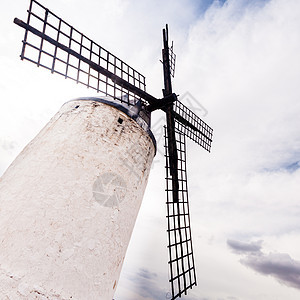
[14,1,213,298]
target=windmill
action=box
[11,0,213,299]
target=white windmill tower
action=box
[0,1,213,299]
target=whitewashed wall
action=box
[0,100,155,299]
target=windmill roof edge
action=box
[66,97,157,154]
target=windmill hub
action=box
[147,93,178,112]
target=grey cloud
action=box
[121,268,201,300]
[229,239,300,290]
[136,268,158,280]
[242,252,300,290]
[126,268,167,300]
[227,239,263,254]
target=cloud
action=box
[181,0,300,175]
[126,268,167,300]
[283,161,300,173]
[0,138,16,152]
[136,268,158,281]
[228,239,300,290]
[242,252,300,290]
[115,267,202,300]
[227,239,263,254]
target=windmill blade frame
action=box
[174,100,213,151]
[14,0,156,106]
[164,126,197,299]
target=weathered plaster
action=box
[0,100,155,299]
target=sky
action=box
[1,0,300,299]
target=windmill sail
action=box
[174,100,213,152]
[164,126,197,299]
[168,41,176,78]
[161,24,213,299]
[14,0,153,105]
